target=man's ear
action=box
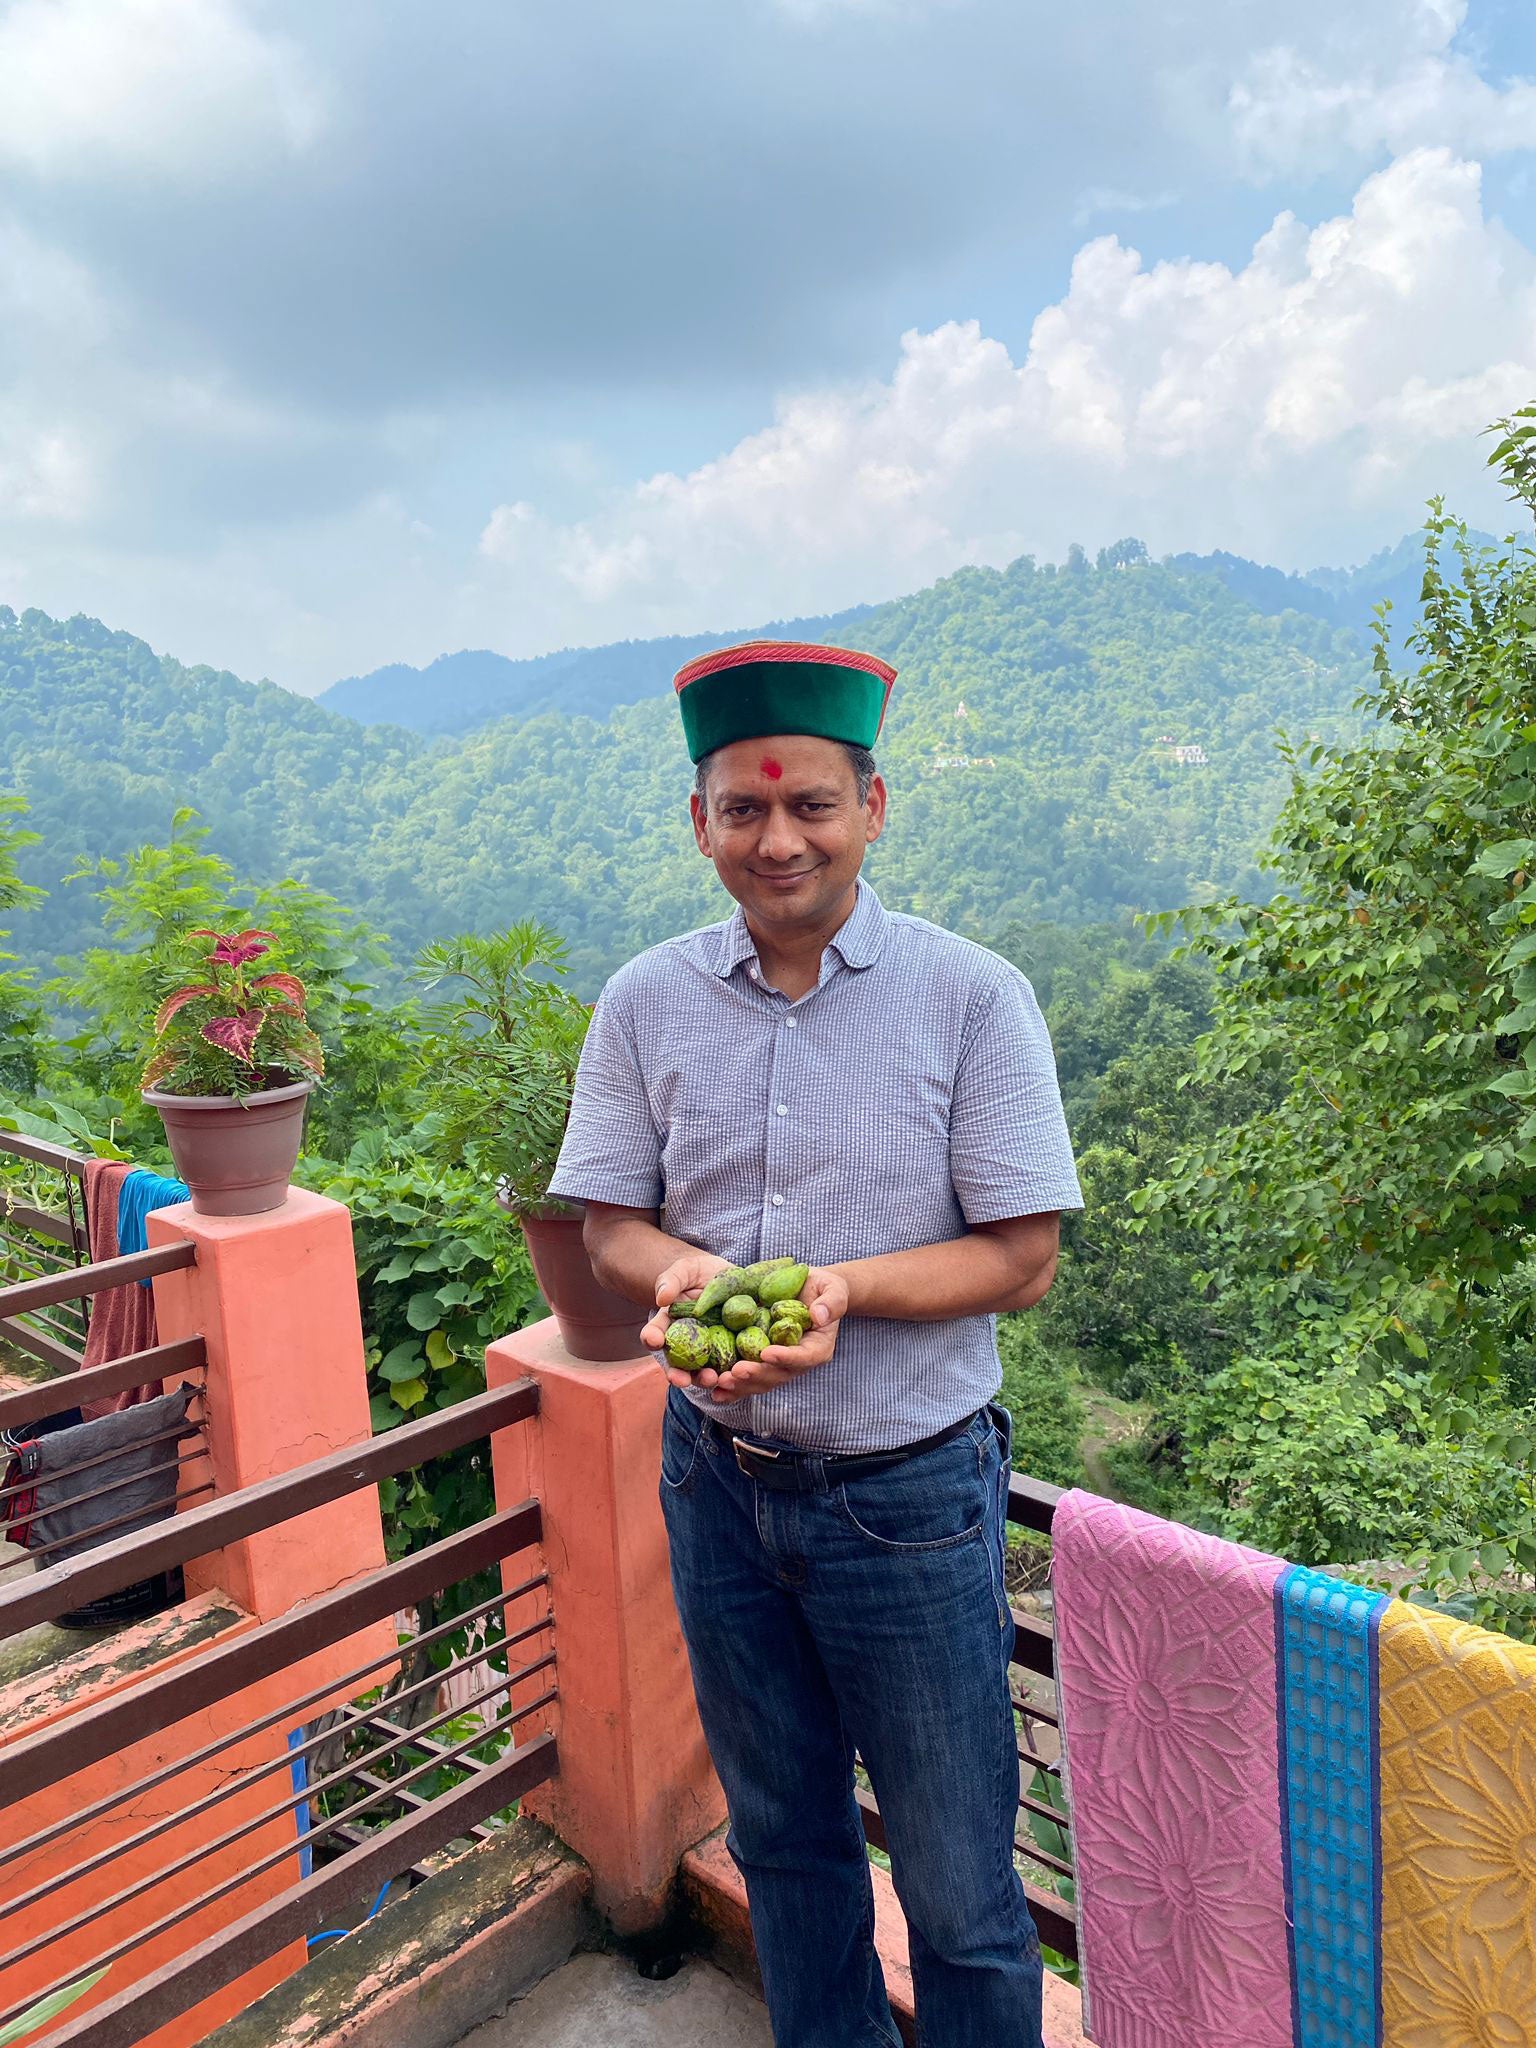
[863,774,888,845]
[690,790,713,857]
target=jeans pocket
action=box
[836,1433,988,1553]
[661,1393,704,1494]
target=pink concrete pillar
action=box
[147,1189,387,1622]
[485,1315,725,1933]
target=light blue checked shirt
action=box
[549,880,1083,1453]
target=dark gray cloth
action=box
[17,1386,192,1561]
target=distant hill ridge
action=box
[317,604,876,735]
[315,533,1467,738]
[2,540,1394,989]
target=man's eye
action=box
[799,803,831,814]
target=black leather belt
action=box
[703,1409,980,1491]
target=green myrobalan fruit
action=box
[694,1269,749,1320]
[664,1320,713,1372]
[757,1263,809,1305]
[736,1258,796,1294]
[668,1294,702,1320]
[720,1293,759,1332]
[734,1325,770,1361]
[767,1317,809,1349]
[706,1324,738,1372]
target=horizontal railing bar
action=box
[0,1496,543,1806]
[1017,1745,1060,1779]
[0,1644,557,1984]
[19,1728,560,2048]
[0,1336,206,1433]
[1006,1473,1063,1534]
[1010,1608,1055,1677]
[0,1376,540,1639]
[1013,1833,1074,1881]
[0,1242,195,1319]
[0,1420,201,1506]
[1,1568,548,1872]
[0,1316,83,1376]
[0,1131,89,1173]
[22,1478,214,1563]
[1017,1785,1071,1831]
[8,1684,559,2032]
[0,1200,87,1250]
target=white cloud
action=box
[478,150,1536,641]
[0,0,324,180]
[1221,0,1536,175]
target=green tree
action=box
[0,792,42,1094]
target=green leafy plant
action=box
[0,1969,110,2046]
[141,927,324,1097]
[319,1131,539,1565]
[412,923,590,1215]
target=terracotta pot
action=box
[508,1201,644,1362]
[142,1077,314,1217]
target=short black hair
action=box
[694,742,877,815]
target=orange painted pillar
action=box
[485,1316,725,1934]
[3,1192,393,2048]
[148,1189,387,1617]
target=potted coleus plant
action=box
[141,928,324,1215]
[415,922,640,1361]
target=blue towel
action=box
[117,1169,190,1287]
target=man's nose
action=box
[757,804,806,863]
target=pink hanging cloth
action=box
[79,1158,164,1420]
[1051,1490,1293,2048]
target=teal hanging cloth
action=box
[117,1169,190,1288]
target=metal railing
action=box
[0,1377,553,2048]
[855,1472,1077,1965]
[0,1240,209,1616]
[0,1131,92,1373]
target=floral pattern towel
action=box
[1377,1602,1536,2047]
[1054,1494,1536,2047]
[1051,1491,1293,2048]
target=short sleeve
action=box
[547,986,663,1210]
[948,972,1083,1225]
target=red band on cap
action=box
[674,639,898,693]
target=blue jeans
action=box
[661,1388,1044,2048]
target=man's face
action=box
[690,733,886,931]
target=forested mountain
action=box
[314,533,1449,742]
[0,549,1370,989]
[318,604,876,735]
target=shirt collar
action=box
[711,878,889,979]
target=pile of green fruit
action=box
[664,1258,812,1373]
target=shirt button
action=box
[770,1193,784,1207]
[748,966,759,980]
[785,1017,798,1029]
[776,1104,788,1115]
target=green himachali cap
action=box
[672,639,897,763]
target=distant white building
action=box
[1165,743,1208,766]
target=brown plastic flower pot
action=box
[142,1078,315,1217]
[506,1200,644,1362]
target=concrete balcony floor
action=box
[463,1951,770,2048]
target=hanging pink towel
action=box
[1052,1491,1292,2048]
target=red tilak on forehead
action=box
[759,756,783,780]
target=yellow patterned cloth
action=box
[1377,1600,1536,2047]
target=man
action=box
[549,640,1082,2048]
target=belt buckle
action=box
[732,1435,779,1477]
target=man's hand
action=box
[641,1248,733,1389]
[705,1265,850,1403]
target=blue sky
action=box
[2,0,1536,689]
